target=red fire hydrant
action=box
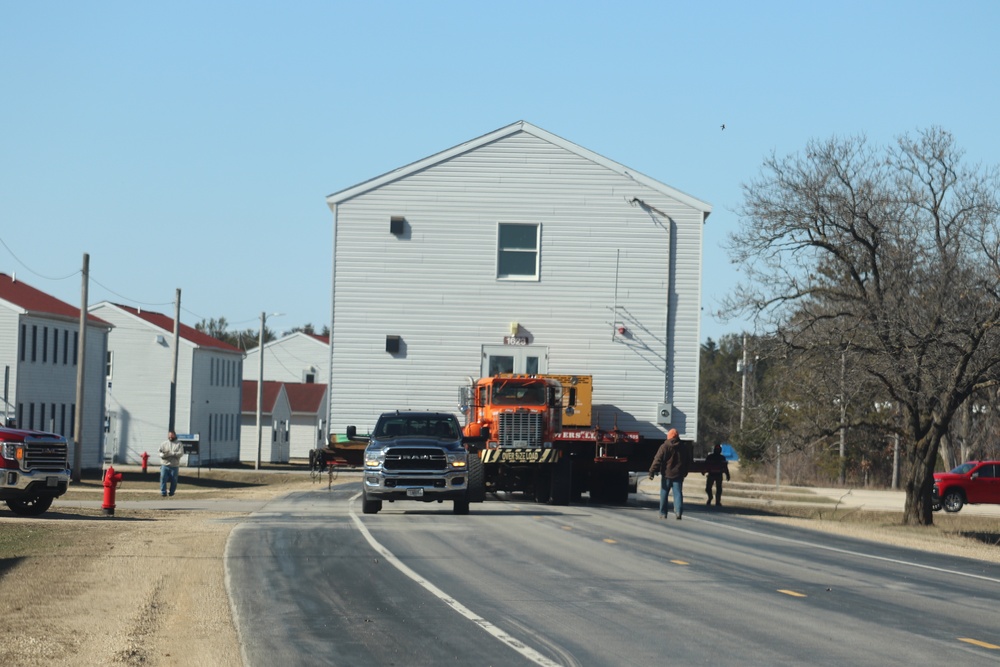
[102,465,123,517]
[140,451,149,474]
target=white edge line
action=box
[225,522,253,667]
[702,516,1000,584]
[348,492,561,667]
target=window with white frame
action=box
[496,223,540,280]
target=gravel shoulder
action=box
[1,470,997,667]
[0,469,342,667]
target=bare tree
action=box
[725,128,1000,525]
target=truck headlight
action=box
[365,450,386,467]
[0,443,19,462]
[447,452,468,468]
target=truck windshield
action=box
[492,380,546,405]
[376,417,458,438]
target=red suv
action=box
[932,461,1000,513]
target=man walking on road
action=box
[649,429,692,520]
[159,430,185,497]
[703,444,731,507]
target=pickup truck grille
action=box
[497,412,543,448]
[21,438,69,472]
[383,448,448,472]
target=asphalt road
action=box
[226,487,1000,667]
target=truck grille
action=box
[21,437,69,472]
[497,411,543,448]
[383,448,448,472]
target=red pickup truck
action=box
[0,426,71,516]
[932,460,1000,513]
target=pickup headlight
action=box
[447,452,468,468]
[365,449,386,468]
[1,443,20,462]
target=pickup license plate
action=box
[46,476,59,487]
[406,488,424,498]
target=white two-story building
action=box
[324,121,711,442]
[0,273,110,470]
[90,302,244,465]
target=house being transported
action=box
[324,121,710,446]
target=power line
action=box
[0,236,80,281]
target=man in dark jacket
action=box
[648,429,691,520]
[703,444,731,507]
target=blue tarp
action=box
[719,444,739,461]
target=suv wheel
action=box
[942,489,965,513]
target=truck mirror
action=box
[346,425,357,440]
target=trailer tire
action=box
[608,468,630,505]
[467,454,486,503]
[550,460,572,506]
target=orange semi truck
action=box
[460,374,652,505]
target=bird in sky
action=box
[721,123,726,130]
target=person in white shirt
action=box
[158,431,185,497]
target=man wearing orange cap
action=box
[648,428,692,519]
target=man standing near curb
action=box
[159,430,184,497]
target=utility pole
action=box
[255,311,265,470]
[739,333,748,429]
[72,253,89,482]
[255,311,282,470]
[169,289,181,433]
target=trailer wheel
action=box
[6,496,54,516]
[550,460,572,506]
[608,469,630,505]
[467,454,486,503]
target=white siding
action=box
[243,333,329,384]
[12,315,108,469]
[0,307,21,423]
[239,389,291,463]
[93,303,243,465]
[328,129,706,441]
[191,349,244,463]
[288,413,321,459]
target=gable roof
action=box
[250,330,330,355]
[98,303,242,353]
[284,382,327,413]
[325,120,712,215]
[241,380,285,413]
[0,273,111,327]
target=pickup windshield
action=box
[375,417,458,439]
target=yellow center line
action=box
[959,638,1000,650]
[603,538,617,544]
[778,589,807,598]
[670,559,689,565]
[561,525,572,531]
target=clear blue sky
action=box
[3,1,997,342]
